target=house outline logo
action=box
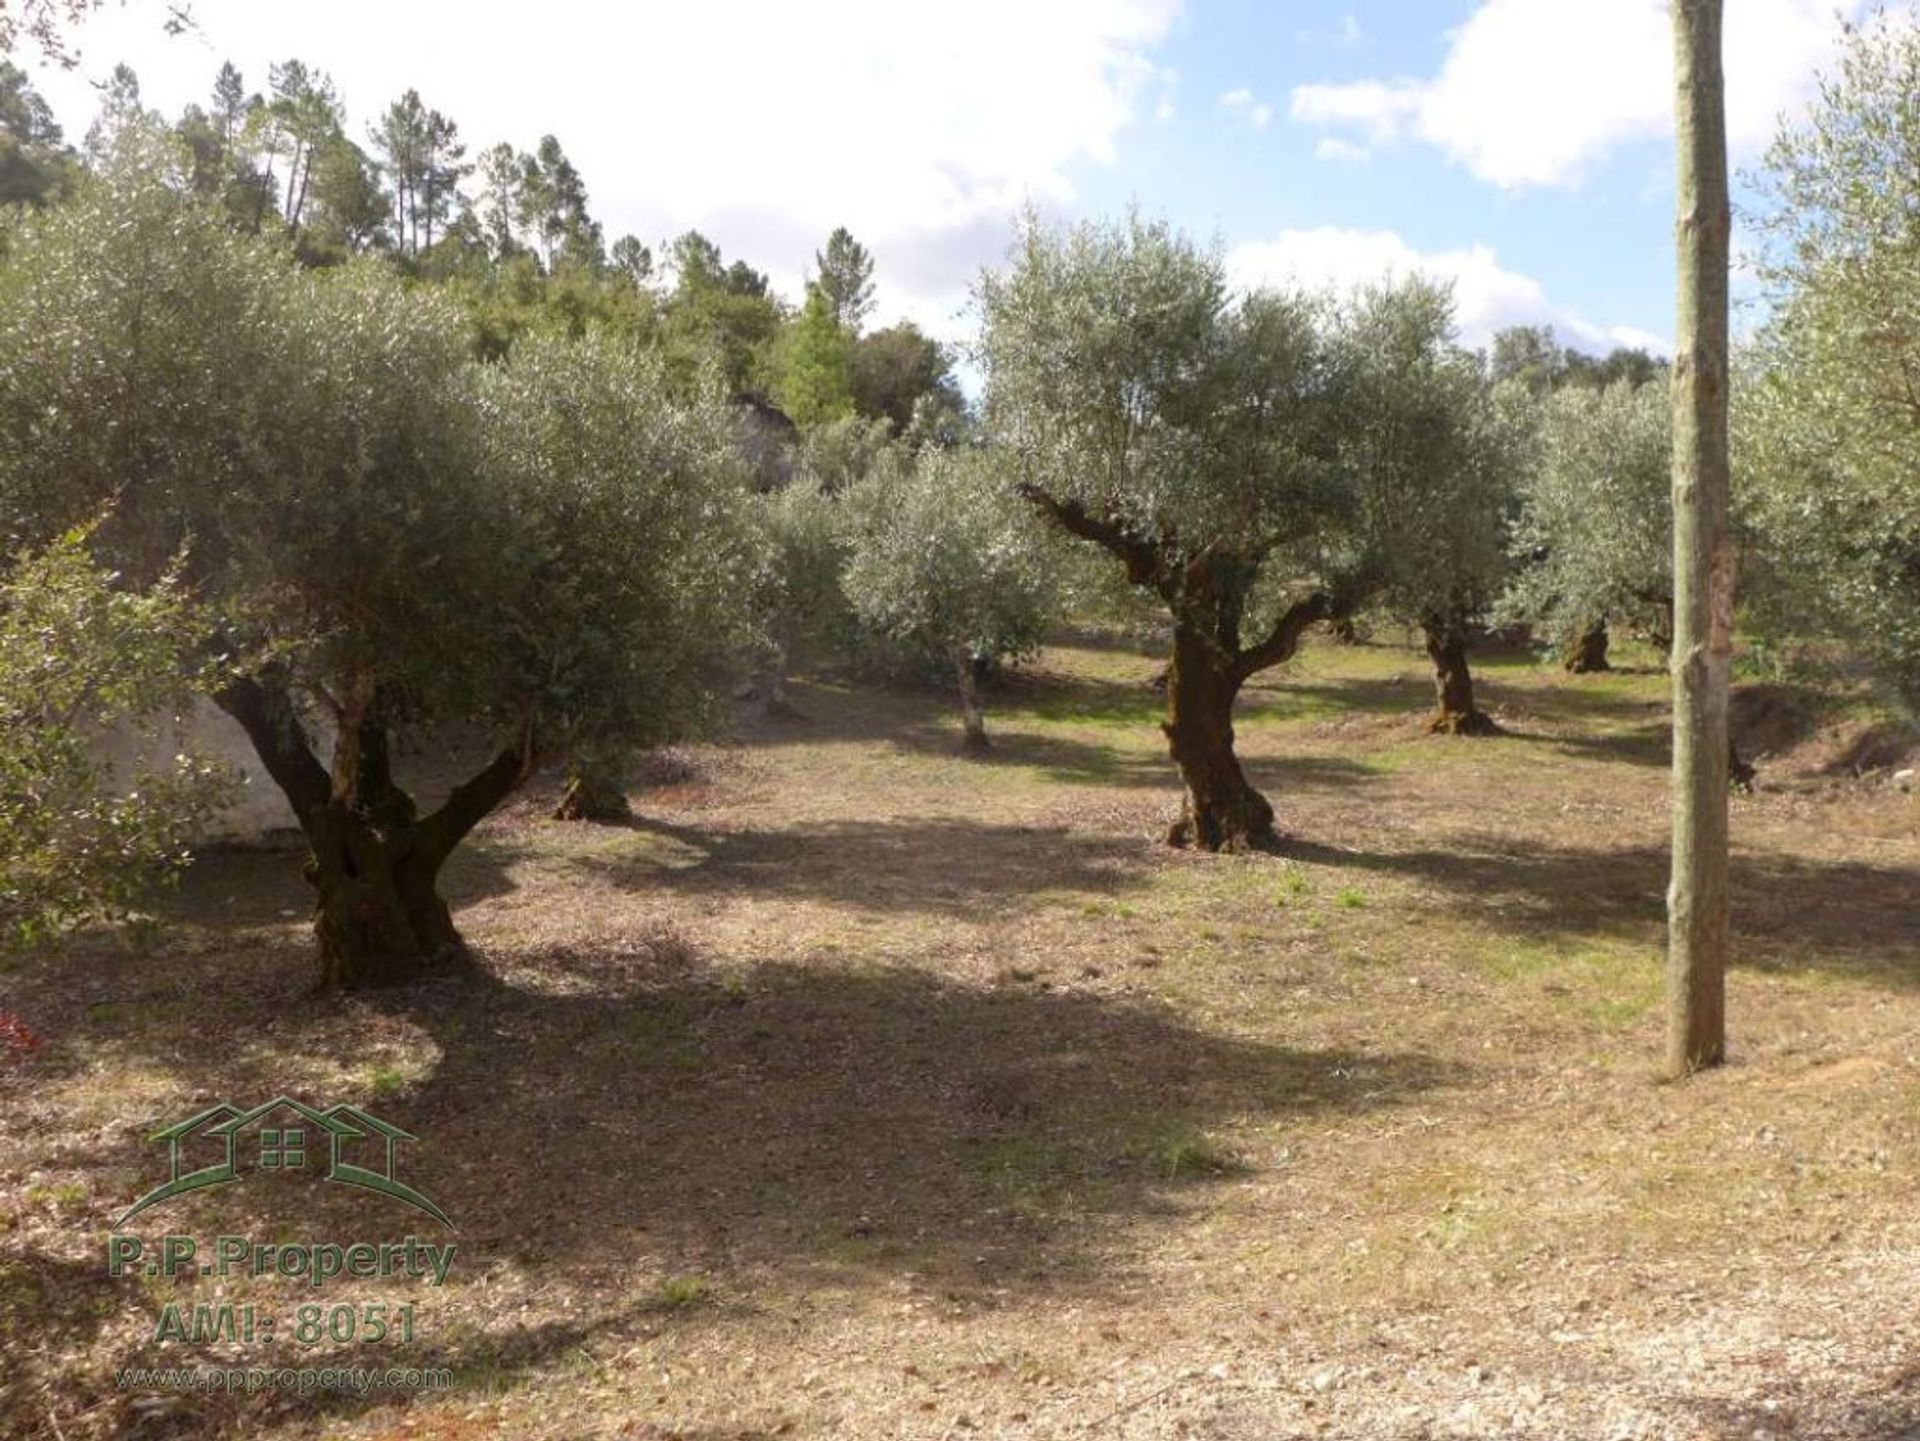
[118,1096,456,1231]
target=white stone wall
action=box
[95,697,316,842]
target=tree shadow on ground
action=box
[388,960,1461,1283]
[0,1246,132,1355]
[989,667,1166,729]
[574,815,1154,916]
[1284,833,1920,985]
[1516,676,1878,772]
[748,665,1172,747]
[1523,718,1672,768]
[1245,753,1387,794]
[34,951,1467,1288]
[1273,668,1664,729]
[10,943,1463,1430]
[1254,674,1434,723]
[0,1246,150,1436]
[883,722,1173,787]
[875,722,1384,797]
[1673,1385,1920,1441]
[140,822,524,936]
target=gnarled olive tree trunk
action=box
[1644,596,1677,653]
[1163,621,1271,849]
[218,673,531,989]
[553,755,632,823]
[307,799,462,987]
[1161,592,1333,851]
[1562,618,1611,673]
[1421,617,1499,736]
[1016,486,1333,854]
[951,647,991,753]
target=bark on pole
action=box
[1667,0,1733,1076]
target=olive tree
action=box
[794,412,898,494]
[480,331,760,824]
[744,475,861,717]
[0,529,230,951]
[0,151,754,987]
[1335,280,1521,734]
[1501,379,1673,660]
[840,447,1056,751]
[980,215,1350,850]
[736,416,905,719]
[1741,15,1920,718]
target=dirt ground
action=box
[2,635,1917,1440]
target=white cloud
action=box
[1227,227,1669,355]
[1290,79,1419,144]
[1289,0,1874,188]
[1313,137,1371,165]
[1218,87,1274,129]
[1152,64,1180,124]
[31,0,1182,342]
[1595,322,1669,355]
[1295,14,1366,48]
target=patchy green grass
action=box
[1127,1121,1242,1181]
[651,1274,712,1310]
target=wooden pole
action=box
[1667,0,1734,1076]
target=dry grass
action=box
[2,634,1918,1439]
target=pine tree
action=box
[211,62,247,149]
[816,226,875,334]
[477,142,522,258]
[417,105,466,255]
[264,60,344,235]
[83,63,145,159]
[611,235,652,284]
[372,90,427,256]
[777,283,854,428]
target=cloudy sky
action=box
[27,0,1884,355]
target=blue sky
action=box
[28,0,1877,356]
[1085,1,1676,347]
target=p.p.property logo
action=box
[107,1096,459,1370]
[118,1095,455,1230]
